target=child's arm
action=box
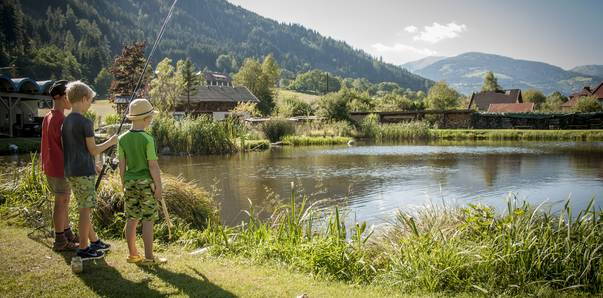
[148,160,162,201]
[85,135,117,156]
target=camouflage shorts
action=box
[124,179,159,221]
[67,176,97,209]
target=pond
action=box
[159,141,603,226]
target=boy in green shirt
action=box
[117,98,166,265]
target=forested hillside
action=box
[0,0,432,91]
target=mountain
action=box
[408,52,601,95]
[401,56,445,72]
[571,65,603,78]
[1,0,432,91]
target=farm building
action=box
[468,89,526,112]
[176,85,259,120]
[561,82,603,111]
[0,75,55,137]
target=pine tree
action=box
[176,59,200,115]
[481,71,501,92]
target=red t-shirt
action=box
[41,110,65,177]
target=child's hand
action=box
[108,134,118,146]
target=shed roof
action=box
[487,103,535,113]
[181,85,259,103]
[469,89,522,111]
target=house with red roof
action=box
[561,82,603,111]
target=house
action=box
[177,85,259,120]
[468,89,523,111]
[0,75,55,137]
[204,72,232,86]
[561,82,603,111]
[487,103,535,113]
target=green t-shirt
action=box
[117,130,158,181]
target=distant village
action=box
[1,70,602,137]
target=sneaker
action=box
[76,247,105,260]
[127,255,144,264]
[139,256,167,266]
[90,239,111,253]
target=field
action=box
[38,99,115,119]
[275,89,321,104]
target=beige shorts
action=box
[46,176,71,196]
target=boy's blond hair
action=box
[66,81,96,104]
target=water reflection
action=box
[159,141,603,225]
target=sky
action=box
[227,0,603,69]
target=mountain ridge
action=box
[405,52,601,95]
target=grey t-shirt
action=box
[62,112,96,177]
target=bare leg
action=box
[88,223,99,243]
[142,221,154,259]
[126,219,139,257]
[78,208,91,249]
[53,194,69,233]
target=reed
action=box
[282,136,352,146]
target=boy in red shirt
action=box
[41,80,78,250]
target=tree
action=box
[275,96,313,117]
[289,69,341,94]
[109,42,151,107]
[149,58,181,114]
[234,55,280,115]
[523,89,546,107]
[215,54,237,74]
[31,45,82,80]
[540,91,567,112]
[94,67,113,98]
[316,91,350,121]
[425,81,461,110]
[573,96,603,113]
[176,59,200,115]
[481,71,501,92]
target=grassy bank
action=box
[0,225,409,298]
[431,129,603,141]
[282,135,352,146]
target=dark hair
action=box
[49,80,68,98]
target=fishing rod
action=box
[95,0,178,190]
[96,0,178,238]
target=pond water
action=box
[158,141,603,226]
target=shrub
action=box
[261,119,295,142]
[316,92,350,121]
[573,96,603,113]
[104,113,121,125]
[276,96,314,117]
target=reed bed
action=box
[282,136,352,146]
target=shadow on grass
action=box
[142,265,236,298]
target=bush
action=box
[261,119,295,142]
[295,121,356,137]
[316,92,350,121]
[573,96,603,113]
[276,96,314,117]
[103,113,121,125]
[83,110,97,128]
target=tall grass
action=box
[261,119,296,142]
[432,129,603,141]
[360,114,431,141]
[199,186,602,295]
[150,115,241,155]
[0,160,219,242]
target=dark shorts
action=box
[124,179,159,221]
[46,176,71,196]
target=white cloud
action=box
[371,43,437,64]
[404,25,418,33]
[413,22,467,43]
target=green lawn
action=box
[275,89,321,104]
[0,225,422,298]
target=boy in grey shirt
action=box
[62,81,117,260]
